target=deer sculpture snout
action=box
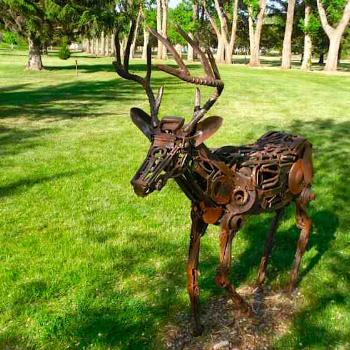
[131,177,150,197]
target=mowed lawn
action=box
[0,48,349,350]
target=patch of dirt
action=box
[161,286,302,350]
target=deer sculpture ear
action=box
[130,108,153,141]
[193,116,223,147]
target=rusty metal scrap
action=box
[113,23,315,336]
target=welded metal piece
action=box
[113,26,316,336]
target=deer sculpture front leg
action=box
[215,215,252,315]
[187,203,208,336]
[255,209,284,289]
[289,190,313,292]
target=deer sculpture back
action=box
[113,23,315,336]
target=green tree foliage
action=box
[168,1,193,44]
[320,0,349,23]
[58,37,71,59]
[2,30,17,45]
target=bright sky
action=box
[169,0,179,8]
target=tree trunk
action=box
[188,33,194,61]
[101,32,106,56]
[338,44,342,62]
[27,34,43,70]
[42,44,48,55]
[111,33,115,56]
[281,0,296,69]
[319,52,324,64]
[91,38,95,54]
[301,4,312,70]
[161,0,168,60]
[248,0,266,66]
[96,37,100,56]
[142,27,150,60]
[157,0,163,59]
[93,37,98,55]
[86,39,92,54]
[208,0,238,64]
[216,36,226,63]
[325,33,342,71]
[175,44,183,56]
[317,0,350,71]
[188,2,199,62]
[121,37,127,58]
[130,8,142,59]
[226,0,239,64]
[106,35,110,56]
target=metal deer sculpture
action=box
[113,24,315,335]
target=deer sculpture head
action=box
[113,23,224,197]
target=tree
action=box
[203,0,239,64]
[156,0,168,59]
[300,1,321,70]
[246,0,267,66]
[0,0,104,70]
[1,30,18,48]
[130,6,142,58]
[0,0,52,70]
[281,0,297,69]
[168,2,192,42]
[161,0,169,59]
[142,4,156,60]
[78,0,117,57]
[317,0,350,71]
[188,1,199,61]
[301,2,313,69]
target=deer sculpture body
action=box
[114,24,315,336]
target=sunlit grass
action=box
[0,48,349,349]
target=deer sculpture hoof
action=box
[192,324,204,337]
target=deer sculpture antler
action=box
[113,18,163,128]
[149,26,224,132]
[113,20,224,133]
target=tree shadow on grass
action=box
[0,73,192,121]
[233,55,350,72]
[0,125,57,156]
[0,79,139,120]
[45,61,202,74]
[0,171,77,198]
[273,118,350,348]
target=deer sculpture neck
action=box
[176,144,231,205]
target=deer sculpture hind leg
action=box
[289,187,315,293]
[255,208,285,290]
[187,203,208,336]
[214,215,253,315]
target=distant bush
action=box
[58,39,71,60]
[1,31,18,48]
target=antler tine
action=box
[148,26,224,133]
[149,27,222,88]
[113,19,160,127]
[175,29,224,132]
[205,46,221,81]
[175,26,214,80]
[148,27,189,75]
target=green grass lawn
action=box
[0,48,350,350]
